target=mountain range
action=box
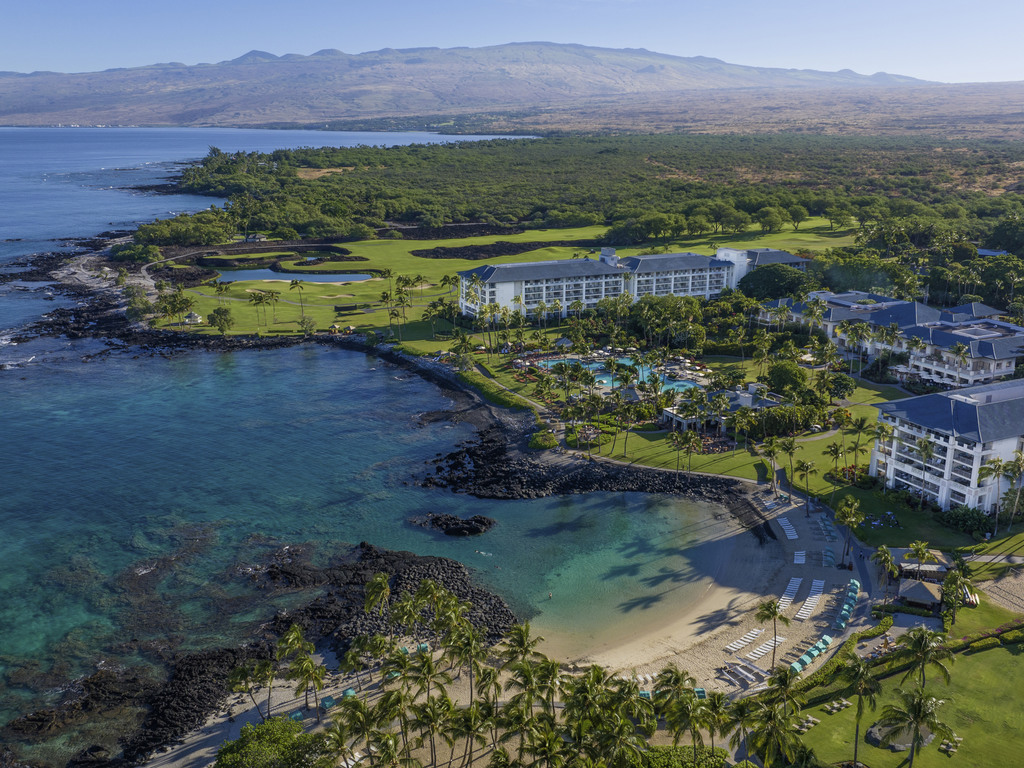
[0,42,933,128]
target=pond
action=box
[216,269,373,283]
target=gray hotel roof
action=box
[458,253,729,283]
[875,378,1024,444]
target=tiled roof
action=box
[620,252,730,274]
[875,378,1024,443]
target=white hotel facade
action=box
[457,247,805,318]
[870,379,1024,512]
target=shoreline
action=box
[4,244,788,768]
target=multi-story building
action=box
[767,290,1024,386]
[458,247,804,318]
[870,379,1024,511]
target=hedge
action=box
[1000,629,1024,644]
[967,636,1001,654]
[637,746,728,768]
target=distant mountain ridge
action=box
[0,42,931,127]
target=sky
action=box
[5,0,1023,84]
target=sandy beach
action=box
[142,495,874,768]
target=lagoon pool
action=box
[539,357,700,393]
[217,269,373,283]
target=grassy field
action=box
[800,641,1024,768]
[160,218,852,338]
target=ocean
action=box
[0,128,725,764]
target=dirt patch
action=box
[295,167,354,179]
[411,240,600,260]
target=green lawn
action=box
[800,643,1024,768]
[162,219,856,338]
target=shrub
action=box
[457,370,535,414]
[639,745,728,768]
[529,431,558,450]
[935,504,988,533]
[1000,629,1024,644]
[967,636,1001,653]
[797,616,893,698]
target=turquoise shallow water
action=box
[0,128,728,763]
[1,345,726,764]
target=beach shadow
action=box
[641,566,695,588]
[602,562,645,580]
[691,596,748,635]
[617,534,661,559]
[524,514,592,538]
[618,592,666,612]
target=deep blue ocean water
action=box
[0,129,725,764]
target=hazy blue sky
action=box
[5,0,1022,83]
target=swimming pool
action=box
[539,357,699,393]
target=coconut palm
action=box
[979,456,1008,535]
[409,650,453,700]
[1001,450,1024,532]
[913,437,936,509]
[665,692,706,765]
[727,697,758,763]
[452,701,491,768]
[652,663,695,715]
[747,699,800,768]
[835,494,864,566]
[754,600,791,668]
[324,718,358,766]
[765,665,804,715]
[794,459,818,517]
[942,568,973,626]
[905,539,937,580]
[871,545,899,604]
[227,662,266,721]
[842,652,881,768]
[826,441,845,505]
[290,654,327,720]
[410,694,455,768]
[702,691,731,752]
[760,435,781,497]
[778,437,801,496]
[877,688,955,768]
[501,622,545,668]
[897,626,954,689]
[948,342,970,386]
[289,279,306,317]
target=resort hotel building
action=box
[457,247,807,319]
[869,378,1024,512]
[766,290,1024,386]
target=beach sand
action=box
[142,496,868,768]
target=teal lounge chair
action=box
[289,709,304,722]
[695,688,706,699]
[790,661,803,673]
[343,688,356,698]
[320,695,337,712]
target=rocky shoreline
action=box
[3,243,772,767]
[4,544,516,768]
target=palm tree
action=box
[501,622,544,668]
[760,435,781,497]
[665,692,706,766]
[765,665,804,716]
[877,688,955,768]
[905,539,937,581]
[911,437,937,508]
[826,440,845,505]
[365,572,392,627]
[779,437,801,496]
[702,691,731,753]
[748,700,800,768]
[227,662,265,721]
[979,456,1008,535]
[896,626,954,689]
[290,653,327,720]
[754,600,791,668]
[794,459,818,517]
[289,279,306,317]
[652,663,695,715]
[409,650,453,701]
[835,494,864,566]
[324,718,358,767]
[1001,450,1024,532]
[942,568,973,626]
[252,658,276,720]
[871,545,899,604]
[452,702,490,768]
[948,341,970,386]
[727,697,757,763]
[411,694,455,768]
[842,652,881,768]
